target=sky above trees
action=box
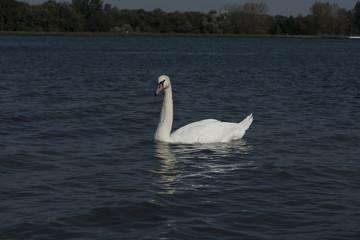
[23,0,355,16]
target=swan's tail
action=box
[238,113,253,131]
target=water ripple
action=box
[0,36,359,240]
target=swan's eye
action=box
[159,80,165,85]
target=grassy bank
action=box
[0,31,348,39]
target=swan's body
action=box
[154,75,253,144]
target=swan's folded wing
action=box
[170,119,240,144]
[170,114,253,144]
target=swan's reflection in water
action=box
[152,142,179,194]
[172,139,251,158]
[151,140,252,194]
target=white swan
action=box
[154,75,253,144]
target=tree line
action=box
[1,0,360,35]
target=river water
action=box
[0,36,359,239]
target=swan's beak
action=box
[155,81,164,96]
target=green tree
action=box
[184,11,205,33]
[225,2,269,34]
[217,11,233,34]
[332,5,351,35]
[57,2,84,31]
[86,0,106,31]
[170,12,192,33]
[352,1,360,33]
[268,15,287,34]
[146,8,170,33]
[309,2,331,34]
[310,2,330,34]
[71,0,82,12]
[294,15,311,35]
[243,2,269,34]
[0,0,30,31]
[201,10,220,33]
[27,4,54,31]
[1,0,357,35]
[224,4,247,34]
[309,2,351,35]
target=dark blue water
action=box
[0,36,359,239]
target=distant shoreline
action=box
[0,31,352,39]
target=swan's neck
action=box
[154,87,173,142]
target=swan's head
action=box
[155,75,171,96]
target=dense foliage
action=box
[1,0,360,35]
